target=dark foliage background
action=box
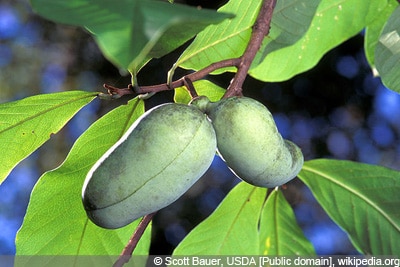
[1,0,399,255]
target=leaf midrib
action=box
[302,165,400,233]
[0,92,97,135]
[217,186,258,254]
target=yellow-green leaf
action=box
[173,182,266,255]
[174,80,225,104]
[259,189,315,255]
[16,97,151,256]
[0,91,97,184]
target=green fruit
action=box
[82,103,216,229]
[191,96,303,188]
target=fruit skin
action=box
[82,103,216,229]
[191,96,303,188]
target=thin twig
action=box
[103,58,241,98]
[136,58,241,94]
[113,212,156,267]
[224,0,276,98]
[102,84,133,98]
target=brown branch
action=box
[224,0,276,98]
[102,84,133,99]
[113,212,156,267]
[102,58,240,98]
[136,58,241,94]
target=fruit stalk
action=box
[113,212,156,267]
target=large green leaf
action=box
[0,91,96,185]
[16,97,150,256]
[174,0,318,75]
[364,0,398,69]
[250,0,388,82]
[173,182,267,255]
[259,189,315,255]
[375,5,400,93]
[30,0,233,73]
[298,159,400,255]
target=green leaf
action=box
[173,182,267,255]
[174,80,226,104]
[0,91,96,185]
[174,0,318,75]
[375,5,400,93]
[30,0,233,73]
[298,159,400,255]
[364,0,398,69]
[250,0,387,82]
[16,97,150,255]
[259,189,315,255]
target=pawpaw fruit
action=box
[82,103,217,229]
[191,96,303,188]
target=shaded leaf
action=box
[30,0,233,73]
[250,0,387,82]
[259,189,315,255]
[173,182,266,255]
[0,91,96,185]
[298,159,400,255]
[174,80,225,104]
[375,5,400,92]
[364,0,398,69]
[15,98,151,255]
[174,0,318,75]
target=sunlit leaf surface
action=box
[175,0,318,76]
[0,91,96,184]
[16,98,151,255]
[259,189,315,255]
[173,182,266,255]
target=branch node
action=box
[102,83,135,99]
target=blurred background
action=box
[1,0,399,255]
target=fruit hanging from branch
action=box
[82,103,217,229]
[191,96,304,188]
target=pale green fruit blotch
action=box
[193,96,303,188]
[82,103,216,229]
